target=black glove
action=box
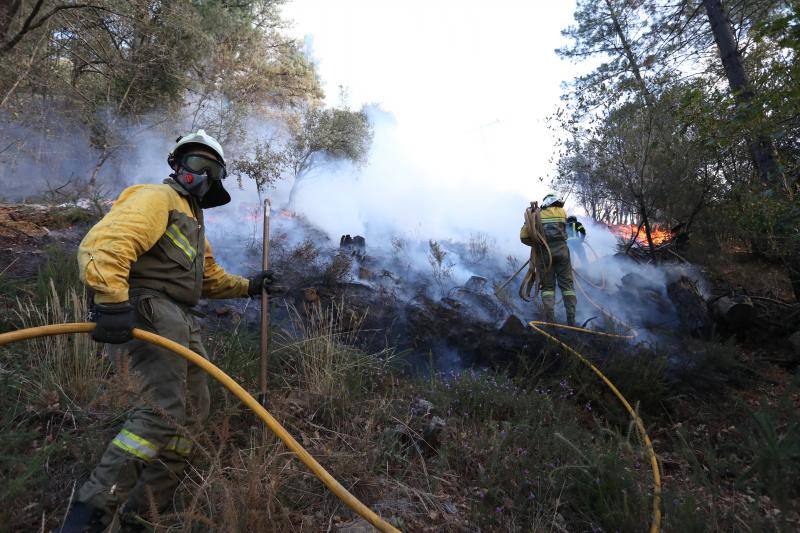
[248,270,276,297]
[90,302,134,344]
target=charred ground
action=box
[1,202,799,531]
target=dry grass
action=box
[14,279,109,407]
[154,302,411,531]
[274,301,395,413]
[6,268,797,530]
[467,232,492,265]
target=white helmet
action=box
[541,193,561,209]
[167,129,231,208]
[168,129,225,166]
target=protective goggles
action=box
[179,154,227,180]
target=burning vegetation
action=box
[2,199,800,530]
[2,0,800,530]
[609,223,673,247]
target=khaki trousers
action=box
[536,240,577,324]
[77,292,210,520]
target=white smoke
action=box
[163,106,704,336]
[2,103,705,338]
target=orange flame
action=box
[609,224,672,246]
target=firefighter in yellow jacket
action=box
[519,193,577,325]
[59,130,274,532]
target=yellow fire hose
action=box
[0,323,400,533]
[528,295,662,532]
[500,229,660,529]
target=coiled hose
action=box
[0,323,400,533]
[519,204,551,302]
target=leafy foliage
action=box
[0,0,321,191]
[231,104,374,202]
[284,105,374,206]
[557,0,800,293]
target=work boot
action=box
[566,314,576,327]
[55,501,107,533]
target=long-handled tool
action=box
[258,198,270,407]
[0,324,400,532]
[493,259,529,296]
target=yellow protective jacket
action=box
[78,178,249,305]
[567,220,586,240]
[519,206,568,245]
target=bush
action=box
[36,244,82,301]
[565,341,669,425]
[741,405,800,508]
[14,280,108,407]
[274,301,394,421]
[555,429,650,531]
[427,240,453,297]
[322,251,353,287]
[429,368,653,530]
[203,314,261,400]
[674,339,753,392]
[430,369,533,422]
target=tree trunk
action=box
[286,173,307,209]
[702,0,786,191]
[604,0,655,108]
[711,295,755,328]
[667,276,712,339]
[703,0,798,300]
[0,1,21,43]
[641,204,657,259]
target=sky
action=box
[282,1,580,200]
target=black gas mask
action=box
[171,153,231,207]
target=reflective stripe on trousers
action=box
[164,435,193,456]
[112,429,159,461]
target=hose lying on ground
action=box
[0,323,400,533]
[527,319,661,533]
[573,241,606,290]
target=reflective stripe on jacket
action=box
[78,178,248,305]
[567,221,586,240]
[520,206,568,245]
[539,207,567,243]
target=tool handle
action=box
[259,198,271,405]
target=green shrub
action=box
[204,316,261,395]
[429,367,654,530]
[51,206,97,228]
[740,406,800,508]
[430,369,538,422]
[565,342,669,425]
[14,280,108,407]
[555,430,650,531]
[675,339,753,392]
[36,244,82,301]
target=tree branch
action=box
[1,3,101,54]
